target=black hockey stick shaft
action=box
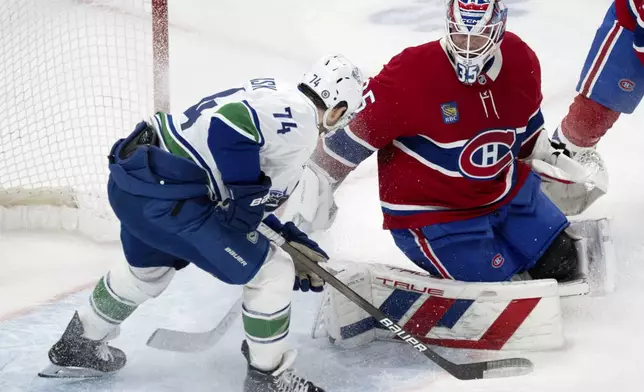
[258,223,533,381]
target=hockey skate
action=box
[242,340,325,392]
[38,311,126,378]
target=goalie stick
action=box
[146,223,533,380]
[258,223,534,381]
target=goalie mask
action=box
[299,54,364,132]
[445,0,508,85]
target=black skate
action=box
[242,340,325,392]
[38,311,126,379]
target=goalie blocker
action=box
[313,218,615,352]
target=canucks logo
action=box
[440,102,459,124]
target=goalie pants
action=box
[390,172,569,282]
[79,126,295,371]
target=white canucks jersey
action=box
[150,77,319,211]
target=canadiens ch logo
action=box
[619,79,635,92]
[440,102,460,124]
[458,128,516,180]
[492,253,505,268]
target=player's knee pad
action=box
[108,261,176,305]
[243,244,294,314]
[528,231,578,282]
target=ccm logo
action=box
[376,277,445,297]
[250,194,270,207]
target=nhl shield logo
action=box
[440,102,459,124]
[247,231,259,244]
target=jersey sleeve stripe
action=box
[242,100,265,146]
[215,102,261,143]
[520,108,545,146]
[163,113,224,201]
[344,125,378,151]
[322,138,358,168]
[323,128,374,166]
[153,113,192,160]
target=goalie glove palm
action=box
[263,215,328,292]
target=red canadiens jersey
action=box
[616,0,644,64]
[312,32,545,230]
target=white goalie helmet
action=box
[299,54,364,131]
[445,0,508,84]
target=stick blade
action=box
[449,357,533,380]
[146,328,215,353]
[146,296,243,353]
[482,357,534,379]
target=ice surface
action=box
[2,0,644,391]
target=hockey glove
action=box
[263,214,328,292]
[524,131,608,215]
[215,173,272,233]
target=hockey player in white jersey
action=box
[38,54,364,392]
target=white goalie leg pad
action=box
[243,244,295,371]
[278,162,337,233]
[564,218,616,296]
[315,262,565,352]
[79,261,175,340]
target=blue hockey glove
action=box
[263,215,328,292]
[215,173,272,233]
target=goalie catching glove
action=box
[525,130,608,215]
[262,214,327,292]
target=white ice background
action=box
[1,0,643,391]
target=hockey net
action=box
[0,0,169,241]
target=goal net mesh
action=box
[0,0,168,241]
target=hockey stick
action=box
[146,295,243,352]
[257,223,533,381]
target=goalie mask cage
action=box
[0,0,169,241]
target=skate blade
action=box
[37,363,115,379]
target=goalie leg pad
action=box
[316,262,564,352]
[243,244,294,371]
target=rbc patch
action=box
[440,102,459,124]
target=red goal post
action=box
[0,0,169,241]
